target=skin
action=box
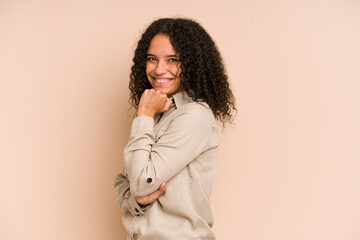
[146,34,182,97]
[136,34,183,205]
[136,182,166,206]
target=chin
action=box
[153,87,170,94]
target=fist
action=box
[137,89,172,118]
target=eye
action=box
[169,58,179,62]
[147,56,157,62]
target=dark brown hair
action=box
[129,18,236,126]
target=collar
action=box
[170,91,193,109]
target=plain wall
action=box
[1,0,359,239]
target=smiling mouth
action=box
[154,78,173,83]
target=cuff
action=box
[128,195,151,216]
[130,115,154,135]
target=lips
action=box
[154,78,173,83]
[151,77,174,87]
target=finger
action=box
[136,196,149,205]
[150,183,166,199]
[152,183,166,200]
[137,194,153,204]
[163,98,172,111]
[158,182,166,195]
[141,89,149,98]
[136,183,166,205]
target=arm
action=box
[123,104,215,196]
[114,173,166,215]
[115,90,170,213]
[114,172,148,216]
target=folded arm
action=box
[114,172,166,215]
[123,104,214,196]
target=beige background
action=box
[1,0,360,239]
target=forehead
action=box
[147,34,176,55]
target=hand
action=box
[136,182,166,206]
[137,89,172,118]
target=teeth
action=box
[155,78,171,83]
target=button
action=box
[147,178,152,183]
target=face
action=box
[146,34,182,97]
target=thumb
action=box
[163,98,172,111]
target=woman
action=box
[114,18,236,240]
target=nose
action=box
[155,60,167,75]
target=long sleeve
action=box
[114,172,150,216]
[115,92,219,239]
[123,103,217,196]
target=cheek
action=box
[170,65,181,76]
[145,62,155,75]
[145,64,150,75]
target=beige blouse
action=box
[114,91,219,240]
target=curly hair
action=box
[129,18,236,126]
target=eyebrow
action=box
[147,53,178,58]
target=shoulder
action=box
[176,101,217,132]
[170,91,217,131]
[173,91,215,120]
[181,101,213,118]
